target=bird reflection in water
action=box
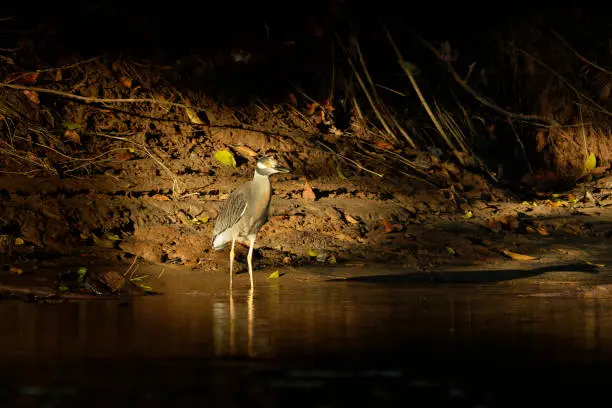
[227,286,255,357]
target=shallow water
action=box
[2,268,612,407]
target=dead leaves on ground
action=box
[382,219,402,233]
[487,214,550,236]
[232,145,258,158]
[501,249,538,261]
[22,90,40,105]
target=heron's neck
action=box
[253,171,271,187]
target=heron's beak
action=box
[274,165,290,173]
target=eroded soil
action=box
[2,162,612,298]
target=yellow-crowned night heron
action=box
[212,156,289,287]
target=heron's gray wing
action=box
[213,185,249,237]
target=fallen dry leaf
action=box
[114,151,135,161]
[184,99,205,125]
[345,214,359,224]
[374,140,395,150]
[306,102,319,116]
[233,145,258,158]
[382,219,401,233]
[64,129,81,145]
[535,225,550,236]
[545,200,564,208]
[120,76,132,88]
[55,70,62,81]
[10,266,23,275]
[23,90,40,104]
[501,249,538,261]
[20,72,39,84]
[303,182,316,201]
[152,194,171,201]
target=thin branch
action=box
[0,82,210,114]
[384,27,457,154]
[550,29,612,77]
[410,29,559,126]
[508,43,612,119]
[315,140,384,178]
[7,55,106,84]
[335,34,398,144]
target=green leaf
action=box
[399,60,421,76]
[77,267,88,282]
[336,163,347,180]
[59,285,69,292]
[268,270,280,279]
[214,150,237,167]
[446,246,456,256]
[307,248,319,257]
[463,210,474,219]
[63,122,81,130]
[104,232,121,241]
[584,152,597,173]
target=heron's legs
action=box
[247,236,256,288]
[229,236,236,288]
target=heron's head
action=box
[255,156,290,176]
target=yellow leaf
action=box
[501,249,538,261]
[446,246,456,255]
[463,210,474,219]
[268,270,280,279]
[214,150,237,167]
[64,122,81,130]
[585,260,605,268]
[198,215,209,223]
[307,248,319,257]
[104,232,121,241]
[14,237,24,246]
[128,147,135,153]
[336,163,347,180]
[584,152,597,173]
[184,100,204,125]
[92,234,115,248]
[10,266,23,275]
[79,233,89,240]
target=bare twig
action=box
[550,29,612,77]
[384,27,458,156]
[315,140,384,177]
[335,34,398,144]
[508,43,612,119]
[408,29,559,126]
[351,37,415,147]
[7,55,106,84]
[0,82,210,114]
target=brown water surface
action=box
[1,266,612,407]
